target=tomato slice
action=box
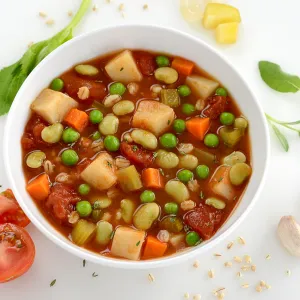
[0,189,30,227]
[0,223,35,283]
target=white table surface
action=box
[1,0,300,299]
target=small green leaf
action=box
[259,61,300,93]
[271,124,289,152]
[92,272,98,277]
[50,279,56,287]
[83,259,86,267]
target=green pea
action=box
[91,131,101,140]
[164,202,179,215]
[140,190,156,203]
[62,128,80,143]
[78,183,91,196]
[220,112,235,126]
[182,103,195,115]
[215,87,227,97]
[61,149,79,166]
[160,133,177,148]
[89,110,103,124]
[177,169,193,183]
[109,82,126,96]
[204,133,219,148]
[186,231,202,246]
[156,55,170,67]
[104,135,120,152]
[50,78,64,91]
[177,85,191,97]
[173,119,186,133]
[76,200,92,217]
[196,165,210,179]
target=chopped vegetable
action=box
[143,236,168,259]
[203,3,241,29]
[186,75,219,99]
[26,173,50,201]
[186,117,210,141]
[216,22,239,44]
[171,58,194,76]
[161,89,180,108]
[105,50,142,83]
[71,219,96,246]
[193,148,216,166]
[64,108,89,132]
[142,168,164,189]
[117,165,143,192]
[80,153,117,190]
[31,89,78,124]
[219,127,243,147]
[111,227,146,260]
[160,216,183,233]
[209,165,235,200]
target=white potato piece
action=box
[210,165,235,201]
[186,75,219,100]
[111,226,146,260]
[80,152,117,191]
[132,100,175,136]
[105,50,143,83]
[31,89,78,124]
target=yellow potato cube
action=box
[216,22,239,44]
[203,3,241,29]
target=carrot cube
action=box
[64,108,89,132]
[142,168,164,189]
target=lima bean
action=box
[154,67,178,84]
[99,115,119,135]
[95,221,113,245]
[222,151,246,166]
[26,151,46,168]
[205,197,226,209]
[229,163,251,186]
[120,199,135,224]
[75,64,99,76]
[133,203,160,230]
[165,180,190,203]
[155,149,179,169]
[112,100,135,116]
[131,129,158,150]
[178,154,198,170]
[41,123,63,143]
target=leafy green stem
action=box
[265,113,300,133]
[65,0,91,31]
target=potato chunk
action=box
[216,22,239,44]
[80,152,117,191]
[111,226,146,260]
[132,100,175,136]
[203,3,241,29]
[105,50,143,83]
[31,89,78,124]
[209,165,236,201]
[186,75,219,100]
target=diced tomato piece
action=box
[0,223,35,283]
[0,190,30,228]
[136,53,156,76]
[61,73,107,101]
[184,203,223,240]
[203,95,227,119]
[120,142,154,168]
[45,184,80,223]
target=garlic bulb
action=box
[277,216,300,257]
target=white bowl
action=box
[3,25,270,269]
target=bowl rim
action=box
[3,24,270,269]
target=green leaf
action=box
[0,0,91,116]
[271,124,289,152]
[259,61,300,93]
[50,279,56,287]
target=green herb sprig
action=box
[0,0,91,115]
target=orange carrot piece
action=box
[142,168,164,189]
[171,58,195,76]
[64,108,89,132]
[143,236,168,259]
[186,117,210,141]
[26,174,50,201]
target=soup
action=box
[21,49,251,261]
